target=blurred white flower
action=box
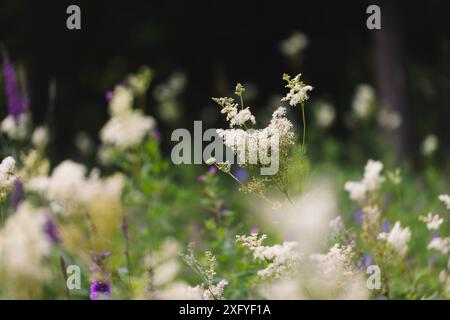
[421,134,438,156]
[279,32,308,58]
[0,201,51,296]
[377,109,402,130]
[109,86,133,117]
[438,194,450,210]
[419,213,444,230]
[345,159,385,204]
[100,110,155,150]
[378,221,411,256]
[0,112,30,141]
[428,237,450,255]
[0,156,17,202]
[31,126,49,150]
[314,101,335,128]
[75,131,94,156]
[329,216,344,234]
[352,84,375,120]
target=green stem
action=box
[300,102,306,150]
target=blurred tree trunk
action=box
[374,1,413,163]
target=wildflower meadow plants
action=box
[0,51,449,301]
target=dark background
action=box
[0,0,449,164]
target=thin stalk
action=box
[300,101,306,150]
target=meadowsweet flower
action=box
[0,202,51,297]
[427,237,450,255]
[421,134,438,156]
[0,156,17,202]
[100,110,155,150]
[377,109,402,130]
[439,194,450,210]
[329,216,344,234]
[31,126,49,150]
[314,101,335,128]
[419,213,444,230]
[378,221,411,256]
[279,32,308,58]
[1,112,30,141]
[344,159,385,204]
[352,84,375,119]
[281,73,313,106]
[109,85,133,117]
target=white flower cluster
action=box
[345,159,385,204]
[309,244,356,278]
[439,194,450,210]
[31,126,49,150]
[0,202,51,282]
[185,280,229,300]
[236,233,302,278]
[329,215,345,234]
[27,160,124,213]
[314,101,335,128]
[428,237,450,255]
[213,97,256,128]
[377,221,411,256]
[0,112,30,141]
[217,107,294,166]
[100,85,156,150]
[352,84,375,119]
[0,156,17,202]
[281,73,313,106]
[419,213,444,230]
[421,134,438,156]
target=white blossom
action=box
[378,221,411,256]
[439,194,450,210]
[0,112,30,141]
[345,159,385,203]
[0,156,17,202]
[31,126,49,150]
[109,86,133,116]
[428,237,450,255]
[352,84,375,119]
[419,213,444,230]
[421,134,438,156]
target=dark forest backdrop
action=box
[0,0,449,165]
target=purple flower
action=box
[382,220,391,232]
[2,54,24,121]
[354,210,363,224]
[89,280,111,300]
[234,168,249,182]
[432,231,440,239]
[151,129,160,140]
[10,180,24,211]
[208,166,217,174]
[363,255,373,268]
[250,227,260,234]
[44,214,61,244]
[196,175,205,182]
[105,90,113,102]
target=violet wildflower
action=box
[151,129,160,139]
[10,179,24,211]
[363,255,373,268]
[89,280,112,300]
[196,175,205,182]
[382,220,391,232]
[234,168,248,182]
[2,54,24,121]
[44,214,61,244]
[250,226,260,234]
[208,166,218,174]
[105,90,113,102]
[354,210,363,224]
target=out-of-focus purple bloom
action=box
[250,227,260,234]
[196,175,205,182]
[208,166,217,174]
[234,168,249,182]
[44,214,61,244]
[354,210,363,224]
[151,129,160,139]
[2,54,24,121]
[363,255,373,268]
[105,90,113,102]
[375,295,387,300]
[10,180,24,211]
[89,280,112,300]
[382,220,391,232]
[432,231,440,239]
